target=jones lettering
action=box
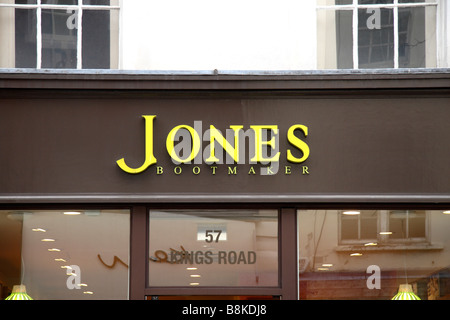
[117,115,310,173]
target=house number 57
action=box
[205,230,222,243]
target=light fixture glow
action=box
[41,238,55,242]
[83,291,94,295]
[322,263,333,267]
[63,211,81,215]
[343,211,360,215]
[190,274,201,278]
[365,242,378,246]
[443,211,450,214]
[350,253,362,256]
[189,282,200,286]
[48,248,61,252]
[54,258,66,262]
[392,284,421,300]
[186,267,198,270]
[317,267,329,271]
[379,231,393,235]
[32,228,46,232]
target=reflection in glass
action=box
[298,209,450,300]
[0,210,130,300]
[149,209,278,287]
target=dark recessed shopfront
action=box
[1,71,449,300]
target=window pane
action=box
[14,0,37,4]
[41,0,77,4]
[0,209,130,300]
[398,6,436,68]
[409,211,426,238]
[360,211,377,239]
[84,0,111,5]
[82,9,111,69]
[359,0,393,4]
[398,0,428,3]
[336,9,353,68]
[389,211,407,239]
[15,8,37,68]
[41,9,77,68]
[358,8,394,68]
[336,0,352,4]
[149,209,278,287]
[341,215,358,240]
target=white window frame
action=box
[0,0,120,69]
[317,0,439,69]
[339,210,429,245]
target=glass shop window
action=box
[0,0,119,69]
[317,0,438,69]
[0,209,130,300]
[148,209,279,287]
[298,209,450,300]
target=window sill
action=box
[335,243,443,253]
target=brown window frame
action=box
[129,205,298,300]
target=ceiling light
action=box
[350,253,362,256]
[83,291,94,295]
[379,231,392,235]
[48,248,61,252]
[186,267,198,270]
[392,284,420,300]
[189,283,200,286]
[41,238,55,242]
[32,228,46,232]
[343,211,360,215]
[443,211,450,214]
[190,274,201,278]
[317,267,329,271]
[63,211,81,215]
[364,242,378,246]
[54,258,66,262]
[4,285,33,300]
[322,263,333,267]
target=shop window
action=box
[298,209,450,300]
[317,0,437,69]
[148,209,279,287]
[0,0,119,69]
[0,209,130,300]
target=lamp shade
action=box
[5,285,33,300]
[392,284,420,300]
